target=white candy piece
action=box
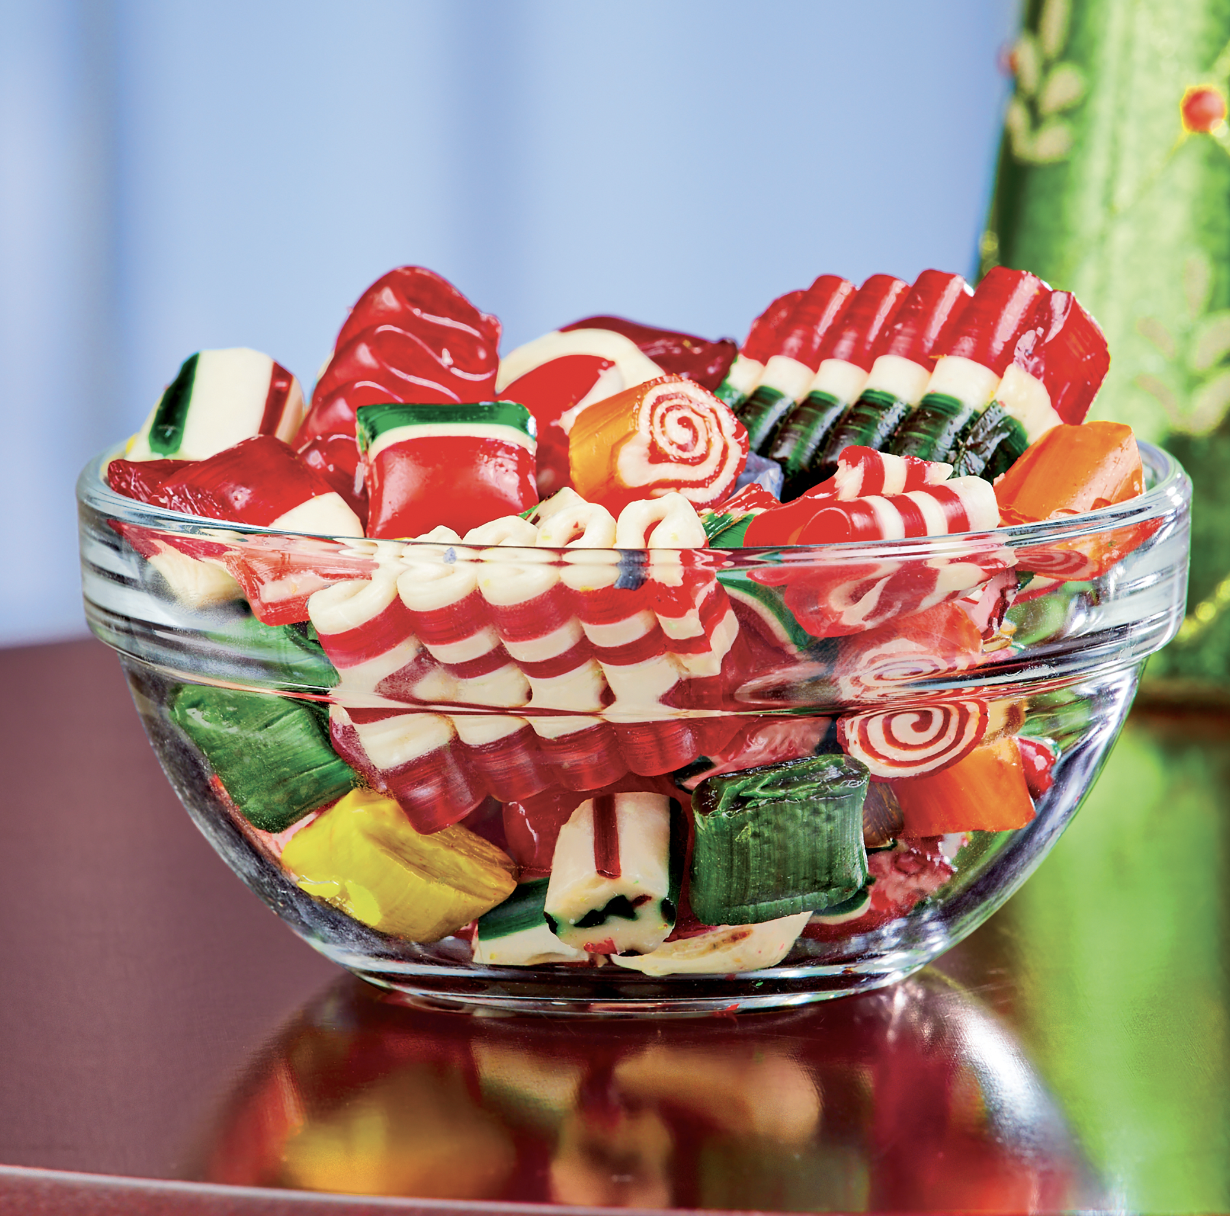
[127,348,304,462]
[496,328,662,394]
[860,352,932,404]
[994,363,1064,444]
[535,489,617,549]
[145,541,242,609]
[545,792,677,955]
[923,354,1001,412]
[755,353,815,402]
[615,493,707,549]
[720,353,765,400]
[804,357,870,406]
[611,912,811,976]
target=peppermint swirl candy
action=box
[838,700,989,778]
[836,635,963,702]
[1015,542,1100,580]
[614,377,748,509]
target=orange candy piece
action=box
[569,376,748,515]
[994,421,1143,524]
[891,734,1036,836]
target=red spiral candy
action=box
[837,699,989,778]
[569,375,749,514]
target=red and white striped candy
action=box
[763,539,1013,640]
[396,532,530,708]
[531,714,629,792]
[332,706,484,833]
[308,556,453,706]
[838,699,989,778]
[829,446,952,499]
[616,495,739,679]
[796,476,998,545]
[452,712,550,803]
[534,491,699,774]
[471,515,608,714]
[832,602,986,702]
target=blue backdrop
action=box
[0,0,1015,644]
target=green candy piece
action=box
[713,377,745,410]
[818,388,913,470]
[701,508,742,541]
[736,385,794,454]
[708,515,757,549]
[477,878,552,941]
[690,754,870,925]
[148,353,199,456]
[889,392,975,462]
[768,391,848,492]
[953,403,1029,480]
[206,617,340,692]
[171,686,358,833]
[808,883,873,925]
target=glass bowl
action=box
[77,443,1190,1014]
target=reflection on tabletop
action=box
[978,695,1230,1215]
[192,970,1100,1211]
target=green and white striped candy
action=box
[356,400,536,461]
[890,355,1002,463]
[473,879,587,965]
[127,348,304,462]
[718,570,815,654]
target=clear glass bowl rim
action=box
[77,441,1190,565]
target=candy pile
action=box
[105,264,1147,975]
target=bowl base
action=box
[339,956,931,1017]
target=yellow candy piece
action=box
[281,788,517,941]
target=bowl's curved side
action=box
[80,441,1188,1009]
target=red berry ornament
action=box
[1182,85,1227,134]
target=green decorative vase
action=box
[982,0,1230,685]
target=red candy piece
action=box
[873,270,971,367]
[359,402,538,539]
[501,353,615,496]
[815,274,910,371]
[296,432,368,520]
[1016,735,1058,798]
[1011,291,1109,425]
[332,265,501,356]
[740,290,805,361]
[774,275,856,370]
[300,266,499,447]
[305,326,466,441]
[107,458,191,503]
[933,266,1049,374]
[561,316,736,391]
[109,436,350,529]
